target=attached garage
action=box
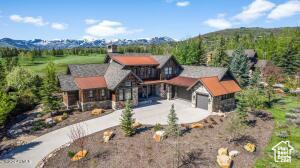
[177,86,192,101]
[196,94,209,110]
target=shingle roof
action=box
[74,76,107,89]
[151,55,172,68]
[112,55,159,66]
[68,64,109,77]
[180,65,228,80]
[104,61,132,90]
[58,75,78,91]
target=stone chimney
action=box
[107,44,117,53]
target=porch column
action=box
[167,84,171,100]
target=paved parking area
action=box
[134,99,211,125]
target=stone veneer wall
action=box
[112,87,139,110]
[212,97,236,112]
[160,83,167,99]
[80,100,112,111]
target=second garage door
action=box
[177,86,192,101]
[196,94,209,110]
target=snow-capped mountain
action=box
[0,37,176,49]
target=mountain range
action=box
[0,36,176,50]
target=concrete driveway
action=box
[0,99,210,168]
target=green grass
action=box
[255,95,300,168]
[21,54,105,76]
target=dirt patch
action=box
[43,113,274,168]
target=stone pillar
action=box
[132,87,139,106]
[167,84,172,100]
[191,92,196,108]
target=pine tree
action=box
[0,91,16,127]
[279,40,300,75]
[167,104,180,137]
[120,100,135,136]
[0,60,6,90]
[41,60,59,113]
[249,69,261,87]
[212,36,230,67]
[229,46,250,87]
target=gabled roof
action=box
[111,55,159,66]
[151,55,172,68]
[180,66,228,79]
[165,76,198,87]
[104,61,142,90]
[58,75,78,91]
[74,76,107,90]
[199,76,241,96]
[68,64,109,77]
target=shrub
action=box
[153,123,163,132]
[63,112,68,119]
[283,88,289,93]
[276,131,289,138]
[68,151,76,158]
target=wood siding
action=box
[160,58,181,80]
[126,66,158,80]
[115,73,139,102]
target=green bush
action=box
[68,151,76,158]
[153,123,163,132]
[283,87,290,93]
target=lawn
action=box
[21,54,105,76]
[255,95,300,168]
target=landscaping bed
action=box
[0,107,113,157]
[43,112,274,168]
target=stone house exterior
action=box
[58,46,241,112]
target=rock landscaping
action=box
[42,112,274,168]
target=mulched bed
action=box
[43,111,274,168]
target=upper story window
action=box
[164,67,173,75]
[101,89,106,97]
[125,81,132,87]
[88,90,93,98]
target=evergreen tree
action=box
[120,100,135,136]
[166,104,180,137]
[249,69,261,87]
[211,36,230,67]
[229,46,250,87]
[279,40,300,75]
[0,60,6,90]
[41,60,60,113]
[0,91,16,127]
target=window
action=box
[88,90,93,98]
[101,89,106,96]
[125,81,132,87]
[168,67,172,75]
[125,88,132,100]
[165,67,169,74]
[118,89,124,101]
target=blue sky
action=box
[0,0,299,40]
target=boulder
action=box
[92,108,104,115]
[153,131,166,142]
[229,150,239,158]
[218,148,228,156]
[71,150,88,161]
[54,115,67,123]
[217,155,232,168]
[132,122,142,129]
[244,143,256,153]
[45,118,55,125]
[190,123,204,129]
[103,131,114,143]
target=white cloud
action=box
[204,17,232,30]
[176,1,190,7]
[9,14,48,26]
[268,0,300,20]
[85,20,143,38]
[51,22,68,30]
[234,0,275,22]
[84,19,99,25]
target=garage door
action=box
[196,94,208,110]
[177,86,192,101]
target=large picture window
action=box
[118,88,132,101]
[118,89,124,101]
[125,88,132,100]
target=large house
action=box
[58,45,241,112]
